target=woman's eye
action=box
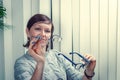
[45,30,51,33]
[34,28,41,30]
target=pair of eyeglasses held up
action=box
[58,52,90,70]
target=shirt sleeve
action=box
[14,59,33,80]
[64,60,84,80]
[55,51,84,80]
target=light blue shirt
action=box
[14,50,83,80]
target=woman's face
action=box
[26,22,52,46]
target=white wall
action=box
[59,0,120,80]
[0,0,120,80]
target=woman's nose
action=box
[40,31,46,36]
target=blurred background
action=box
[0,0,120,80]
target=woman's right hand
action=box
[28,36,46,80]
[28,36,46,64]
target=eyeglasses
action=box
[58,52,90,70]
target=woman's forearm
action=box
[82,69,95,80]
[31,62,45,80]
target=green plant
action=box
[0,5,6,18]
[0,1,10,30]
[0,6,6,30]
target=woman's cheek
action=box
[30,33,39,38]
[48,34,51,39]
[30,29,40,35]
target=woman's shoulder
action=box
[14,52,36,72]
[48,49,66,62]
[48,49,62,57]
[15,52,35,65]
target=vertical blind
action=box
[58,0,120,80]
[2,0,120,80]
[59,0,120,80]
[43,0,120,80]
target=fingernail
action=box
[35,36,41,39]
[32,42,36,44]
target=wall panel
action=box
[117,0,120,80]
[72,0,80,62]
[79,0,91,54]
[90,0,99,79]
[39,0,51,18]
[60,0,72,57]
[99,0,108,79]
[23,0,32,44]
[3,0,13,80]
[52,0,61,50]
[31,0,39,15]
[108,0,117,80]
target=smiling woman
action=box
[14,13,96,80]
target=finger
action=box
[29,35,41,49]
[35,44,46,55]
[85,55,96,64]
[28,49,41,61]
[89,56,96,62]
[37,41,46,51]
[31,35,41,45]
[35,48,45,56]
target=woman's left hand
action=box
[84,54,96,74]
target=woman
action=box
[14,14,96,80]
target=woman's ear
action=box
[26,28,30,38]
